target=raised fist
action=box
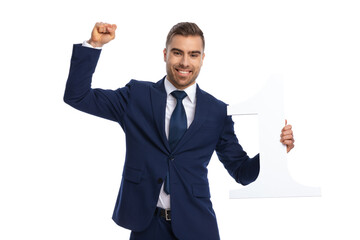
[88,22,117,48]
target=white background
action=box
[1,0,359,239]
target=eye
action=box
[173,51,181,56]
[191,53,199,58]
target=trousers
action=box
[129,209,179,240]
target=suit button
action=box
[157,178,163,184]
[168,155,175,161]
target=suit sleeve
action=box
[215,116,260,185]
[64,44,132,125]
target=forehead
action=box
[167,35,204,53]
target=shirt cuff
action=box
[82,40,102,50]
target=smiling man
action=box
[164,34,205,90]
[64,22,294,240]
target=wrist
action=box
[87,39,104,48]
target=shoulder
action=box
[197,86,227,108]
[125,78,164,89]
[126,79,156,87]
[197,85,228,120]
[118,78,165,98]
[121,78,162,92]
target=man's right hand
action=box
[88,22,117,48]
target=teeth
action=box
[179,71,189,74]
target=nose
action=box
[179,55,190,68]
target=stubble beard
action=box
[166,65,199,90]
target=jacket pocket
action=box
[192,184,211,198]
[122,166,143,184]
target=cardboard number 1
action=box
[227,75,321,198]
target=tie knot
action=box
[171,90,187,100]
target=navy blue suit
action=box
[64,44,259,240]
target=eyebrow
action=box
[171,48,202,55]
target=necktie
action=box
[164,90,188,194]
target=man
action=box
[64,22,294,240]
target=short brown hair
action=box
[166,22,205,49]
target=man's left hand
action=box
[280,120,295,153]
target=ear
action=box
[163,48,167,62]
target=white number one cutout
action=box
[227,75,321,198]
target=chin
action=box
[176,79,195,89]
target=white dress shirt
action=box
[157,78,197,209]
[81,42,197,209]
[82,40,103,50]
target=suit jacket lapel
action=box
[150,77,171,153]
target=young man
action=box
[64,22,294,240]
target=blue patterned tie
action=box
[164,90,188,194]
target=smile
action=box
[176,68,192,76]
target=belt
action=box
[155,207,171,221]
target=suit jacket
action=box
[64,44,260,240]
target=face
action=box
[163,35,205,89]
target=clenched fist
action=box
[88,22,117,48]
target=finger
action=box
[101,25,109,33]
[106,24,116,30]
[282,139,295,146]
[281,128,293,134]
[98,24,104,33]
[96,22,108,33]
[282,124,292,131]
[281,129,293,137]
[287,144,294,153]
[280,130,292,139]
[99,23,116,34]
[285,119,288,125]
[104,23,111,30]
[281,135,294,141]
[108,24,117,38]
[280,137,294,152]
[281,127,291,135]
[95,22,104,29]
[280,135,295,143]
[93,22,100,33]
[106,25,115,33]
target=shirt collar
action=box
[164,77,197,103]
